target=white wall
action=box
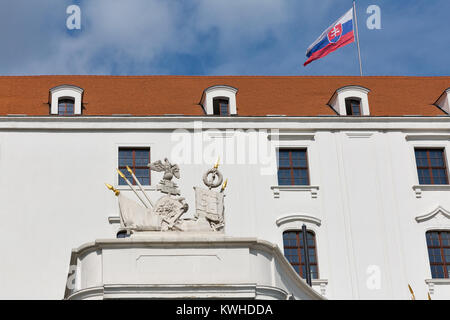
[0,116,449,299]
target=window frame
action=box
[414,147,449,185]
[57,97,75,116]
[327,85,370,116]
[201,85,238,115]
[50,85,83,115]
[213,97,230,116]
[283,229,319,279]
[426,230,450,279]
[345,98,362,116]
[277,148,310,186]
[118,147,151,186]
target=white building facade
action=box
[0,76,449,300]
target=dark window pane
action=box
[418,169,431,184]
[345,98,361,116]
[415,149,448,185]
[430,157,444,167]
[292,158,307,167]
[58,98,75,115]
[213,98,229,116]
[135,158,149,167]
[426,231,450,279]
[279,158,290,167]
[416,158,429,167]
[220,102,229,116]
[118,148,151,185]
[277,149,309,186]
[283,230,318,280]
[137,177,150,185]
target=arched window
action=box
[283,230,318,279]
[345,98,361,116]
[426,230,450,278]
[213,97,229,116]
[327,85,370,116]
[200,85,238,115]
[58,98,75,115]
[50,85,83,115]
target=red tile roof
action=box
[0,75,448,116]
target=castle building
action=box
[0,76,449,300]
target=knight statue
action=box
[106,157,227,234]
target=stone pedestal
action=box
[64,234,324,300]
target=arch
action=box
[416,206,450,223]
[276,213,321,228]
[200,85,238,115]
[50,84,84,115]
[327,85,370,116]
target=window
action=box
[345,98,361,116]
[118,148,151,185]
[277,149,309,185]
[201,85,238,115]
[426,231,450,278]
[213,98,229,116]
[327,85,370,116]
[50,85,83,115]
[415,148,449,185]
[283,230,318,279]
[58,98,75,115]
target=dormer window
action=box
[327,85,370,116]
[345,98,361,116]
[213,98,229,116]
[201,85,238,116]
[50,85,84,115]
[58,98,75,115]
[434,88,450,114]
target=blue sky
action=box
[1,0,449,76]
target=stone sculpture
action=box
[106,158,227,234]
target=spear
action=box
[214,156,220,169]
[105,183,120,196]
[117,169,150,208]
[408,284,416,300]
[126,165,154,208]
[220,179,228,193]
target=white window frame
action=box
[415,207,450,292]
[201,85,238,115]
[269,133,320,199]
[327,85,370,116]
[276,213,328,296]
[50,85,84,115]
[407,137,450,197]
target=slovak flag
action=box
[304,8,355,66]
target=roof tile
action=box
[0,75,448,116]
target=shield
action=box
[194,187,224,223]
[153,195,185,221]
[327,23,342,43]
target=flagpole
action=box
[353,0,363,76]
